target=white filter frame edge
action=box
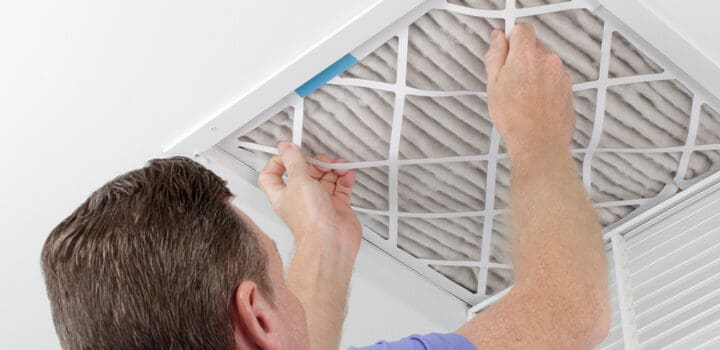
[164,0,720,156]
[163,0,425,155]
[598,0,720,100]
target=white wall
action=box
[3,0,720,348]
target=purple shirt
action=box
[349,333,477,350]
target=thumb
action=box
[277,141,308,180]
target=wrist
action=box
[507,141,571,164]
[293,231,359,268]
[287,234,356,310]
[291,221,362,257]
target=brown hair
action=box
[40,156,271,350]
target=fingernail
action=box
[491,30,498,41]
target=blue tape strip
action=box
[295,54,358,97]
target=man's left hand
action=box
[258,141,362,253]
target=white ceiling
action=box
[1,0,718,348]
[639,0,720,69]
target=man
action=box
[41,24,610,350]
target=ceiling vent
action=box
[167,0,720,348]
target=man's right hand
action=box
[457,23,609,350]
[485,23,575,159]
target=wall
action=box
[2,0,720,348]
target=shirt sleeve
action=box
[348,333,477,350]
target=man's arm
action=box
[457,24,610,349]
[259,143,361,350]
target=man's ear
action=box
[233,281,281,350]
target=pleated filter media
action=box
[169,0,720,347]
[219,0,720,301]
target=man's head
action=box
[41,156,309,349]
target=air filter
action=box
[167,0,720,348]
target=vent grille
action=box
[595,180,720,349]
[627,211,720,348]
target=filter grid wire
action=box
[674,97,703,186]
[292,96,304,146]
[387,27,410,246]
[582,22,614,194]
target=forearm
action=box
[460,25,609,349]
[258,143,362,348]
[287,233,357,350]
[509,147,609,334]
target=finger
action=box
[277,141,308,180]
[535,40,555,60]
[312,154,333,173]
[485,29,508,83]
[307,154,333,179]
[258,155,286,200]
[334,170,356,204]
[310,155,338,194]
[508,22,537,60]
[534,40,564,71]
[332,159,350,176]
[535,40,549,55]
[319,165,341,194]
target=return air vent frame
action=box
[166,0,720,348]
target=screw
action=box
[209,125,217,132]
